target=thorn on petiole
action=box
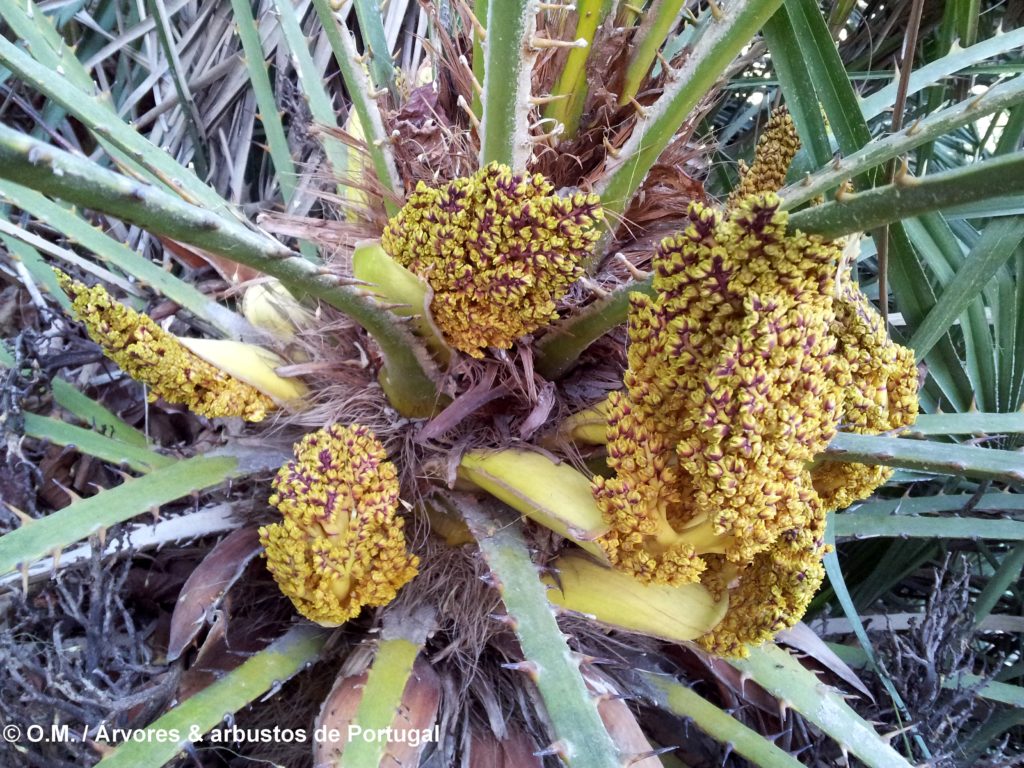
[530,36,588,51]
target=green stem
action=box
[852,492,1024,517]
[833,513,1024,541]
[544,0,613,139]
[471,0,489,118]
[0,125,441,417]
[272,0,349,182]
[618,0,686,106]
[340,607,435,768]
[859,26,1024,121]
[731,645,914,768]
[788,152,1024,241]
[0,180,252,339]
[97,624,328,768]
[351,0,398,101]
[0,20,234,217]
[313,0,403,215]
[534,276,654,379]
[460,497,621,768]
[479,0,537,170]
[780,75,1024,210]
[0,454,238,578]
[824,431,1024,484]
[230,0,300,204]
[55,381,149,445]
[639,672,805,768]
[597,0,784,215]
[911,412,1024,435]
[21,413,175,474]
[351,241,451,362]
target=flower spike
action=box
[381,162,603,357]
[811,282,919,510]
[727,108,801,207]
[57,271,278,421]
[593,195,849,586]
[260,424,418,626]
[696,533,827,656]
[583,191,919,655]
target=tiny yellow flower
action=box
[381,162,603,357]
[260,424,418,626]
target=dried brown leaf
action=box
[468,727,543,768]
[585,668,662,767]
[778,622,875,703]
[175,609,274,701]
[314,656,441,768]
[160,236,263,284]
[166,527,261,662]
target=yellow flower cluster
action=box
[811,284,920,510]
[592,193,918,655]
[698,537,827,658]
[727,108,801,206]
[57,272,275,422]
[381,162,603,357]
[260,424,419,626]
